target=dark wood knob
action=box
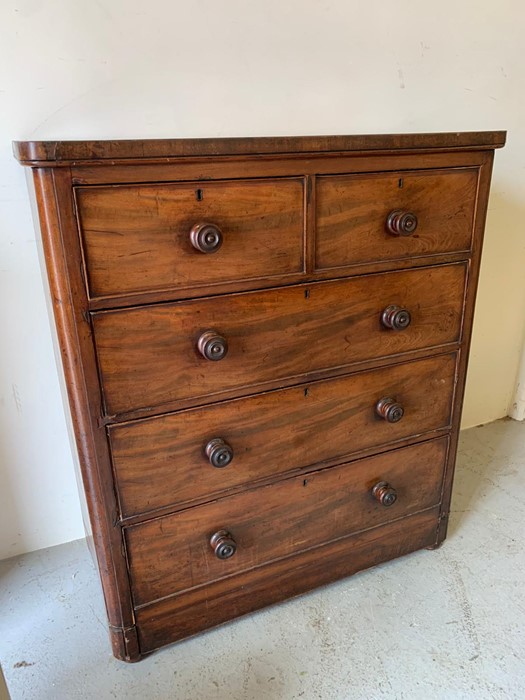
[372,481,398,507]
[197,330,228,361]
[381,305,411,330]
[376,397,404,423]
[190,222,223,253]
[205,438,234,468]
[386,210,418,236]
[210,530,237,559]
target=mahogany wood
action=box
[316,168,477,270]
[125,438,448,606]
[204,437,234,469]
[75,178,305,298]
[385,209,418,236]
[84,250,470,313]
[209,530,237,560]
[13,130,505,165]
[69,151,490,189]
[435,153,497,545]
[196,330,228,362]
[14,132,504,661]
[372,481,398,506]
[135,506,440,652]
[93,263,466,417]
[28,169,138,661]
[110,354,456,518]
[375,396,405,423]
[189,222,223,254]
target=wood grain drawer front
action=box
[111,354,456,518]
[316,168,478,270]
[125,437,448,606]
[93,263,466,417]
[75,178,305,298]
[136,508,440,653]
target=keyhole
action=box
[196,189,204,201]
[304,289,310,299]
[398,178,404,188]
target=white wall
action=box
[1,0,524,559]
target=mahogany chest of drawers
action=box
[15,132,505,661]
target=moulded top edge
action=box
[13,131,507,166]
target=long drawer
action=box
[111,354,456,517]
[125,437,448,607]
[75,178,305,299]
[315,168,478,270]
[93,263,466,417]
[135,507,440,652]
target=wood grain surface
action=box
[93,263,466,417]
[13,131,506,165]
[111,354,456,517]
[125,437,448,606]
[316,168,477,269]
[135,506,440,653]
[15,132,502,660]
[76,178,305,298]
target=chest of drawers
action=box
[15,132,505,661]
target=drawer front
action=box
[75,178,305,298]
[125,437,448,606]
[94,263,466,416]
[316,168,478,270]
[111,354,456,517]
[136,508,440,652]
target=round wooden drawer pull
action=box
[205,438,234,468]
[190,222,223,253]
[372,481,398,507]
[197,330,228,361]
[386,210,418,236]
[210,530,237,559]
[376,397,404,423]
[381,305,411,331]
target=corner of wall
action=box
[508,335,525,421]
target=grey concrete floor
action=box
[1,418,524,700]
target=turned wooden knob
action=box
[205,438,234,468]
[197,330,228,361]
[190,222,223,253]
[381,305,411,331]
[386,210,418,236]
[372,481,398,507]
[376,397,404,423]
[210,530,237,559]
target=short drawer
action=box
[75,178,305,298]
[93,263,466,417]
[111,354,456,517]
[315,168,478,270]
[125,437,448,606]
